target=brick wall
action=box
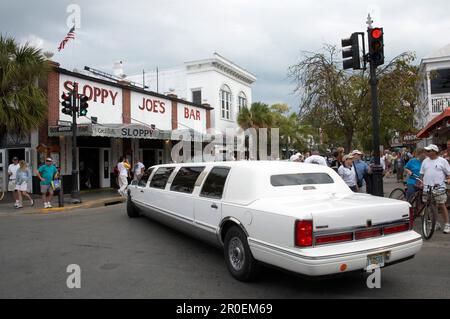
[122,88,131,124]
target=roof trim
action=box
[416,107,450,138]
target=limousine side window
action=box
[150,167,175,189]
[200,167,230,199]
[138,168,154,187]
[271,173,334,186]
[170,167,205,194]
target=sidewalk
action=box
[0,188,125,215]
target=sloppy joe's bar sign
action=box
[92,124,160,139]
[59,74,123,124]
[130,92,172,130]
[177,103,206,133]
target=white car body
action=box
[128,161,422,278]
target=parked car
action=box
[127,161,422,281]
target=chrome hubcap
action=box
[228,237,245,271]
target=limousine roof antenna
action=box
[84,66,149,89]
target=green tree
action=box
[237,101,273,130]
[289,45,419,152]
[0,35,49,137]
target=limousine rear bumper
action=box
[248,231,423,276]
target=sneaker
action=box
[14,202,19,208]
[44,202,49,208]
[47,203,53,208]
[444,224,450,234]
[30,199,34,207]
[16,204,23,209]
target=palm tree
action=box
[237,102,274,160]
[237,102,273,130]
[0,35,49,137]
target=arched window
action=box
[238,92,247,112]
[220,85,232,120]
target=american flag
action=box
[57,26,75,52]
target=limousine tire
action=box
[223,226,259,282]
[127,194,140,218]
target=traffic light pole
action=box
[71,90,81,203]
[369,62,384,197]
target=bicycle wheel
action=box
[389,188,406,201]
[421,203,437,240]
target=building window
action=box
[192,90,202,105]
[238,92,247,112]
[220,85,232,120]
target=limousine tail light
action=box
[355,228,382,240]
[315,233,353,245]
[295,220,313,247]
[383,223,410,235]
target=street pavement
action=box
[0,177,449,299]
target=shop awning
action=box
[417,107,450,138]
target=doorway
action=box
[79,148,100,190]
[142,149,157,169]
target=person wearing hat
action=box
[36,157,59,209]
[419,144,450,234]
[8,156,20,208]
[351,150,369,193]
[338,154,358,192]
[290,152,303,162]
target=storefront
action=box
[0,62,212,194]
[416,107,450,149]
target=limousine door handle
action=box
[140,190,144,193]
[211,203,218,210]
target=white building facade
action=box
[128,53,257,135]
[415,44,450,147]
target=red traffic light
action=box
[371,28,382,39]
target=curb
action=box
[0,196,126,216]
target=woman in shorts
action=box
[15,160,33,208]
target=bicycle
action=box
[389,175,440,240]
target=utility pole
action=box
[71,86,81,203]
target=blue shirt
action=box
[16,169,32,185]
[353,160,369,184]
[405,158,422,185]
[38,164,58,185]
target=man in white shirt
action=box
[133,161,145,181]
[304,151,328,166]
[419,144,450,234]
[117,157,131,197]
[8,157,20,207]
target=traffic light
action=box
[79,95,89,117]
[368,27,384,67]
[61,93,73,116]
[341,33,361,70]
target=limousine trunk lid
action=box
[254,192,410,231]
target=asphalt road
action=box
[0,203,449,299]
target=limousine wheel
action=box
[224,226,259,282]
[127,194,140,218]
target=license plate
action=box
[366,253,386,271]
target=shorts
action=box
[15,182,28,192]
[423,191,447,205]
[8,180,16,192]
[40,184,54,195]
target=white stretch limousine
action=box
[127,161,423,281]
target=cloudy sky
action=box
[1,0,449,110]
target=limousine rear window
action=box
[200,167,230,199]
[271,173,334,186]
[150,167,175,189]
[170,167,205,194]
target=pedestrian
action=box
[117,157,131,197]
[15,160,33,208]
[133,160,145,181]
[404,149,426,201]
[351,150,369,193]
[395,152,406,183]
[289,152,303,162]
[338,154,358,192]
[418,144,450,234]
[304,150,328,166]
[36,157,59,209]
[8,156,20,208]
